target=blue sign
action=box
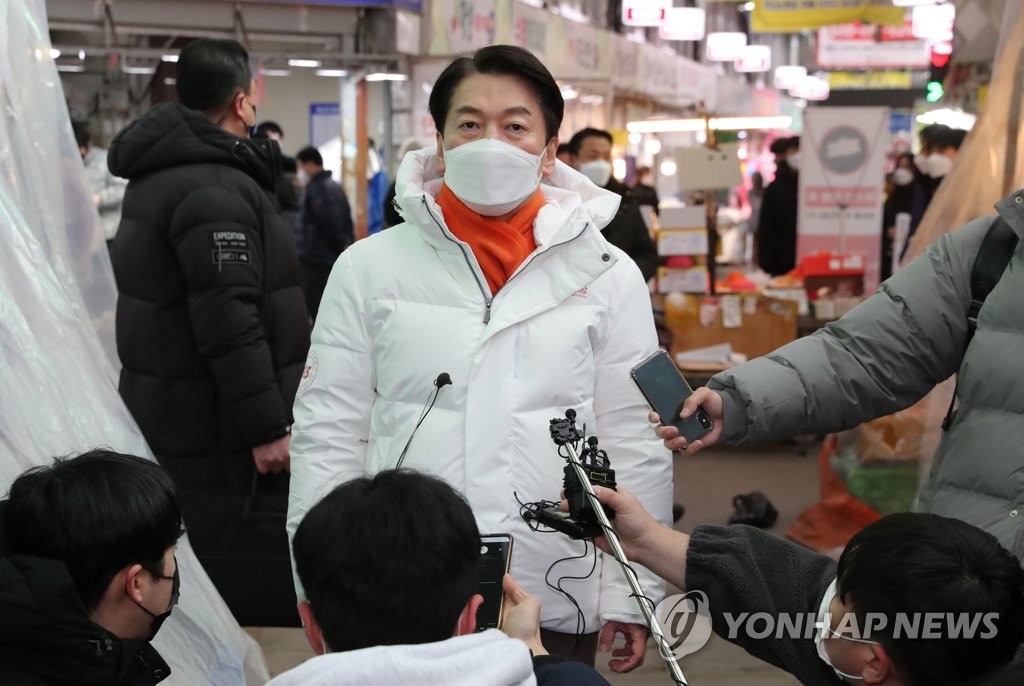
[310,103,342,148]
[889,112,913,133]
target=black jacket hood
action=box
[0,503,171,685]
[108,102,280,192]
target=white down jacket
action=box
[288,149,673,632]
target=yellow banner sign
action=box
[827,71,913,90]
[752,0,905,33]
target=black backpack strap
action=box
[943,217,1018,429]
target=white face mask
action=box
[578,159,613,187]
[442,138,546,216]
[786,152,801,171]
[914,153,930,175]
[814,579,878,682]
[892,168,915,186]
[297,168,310,185]
[925,152,954,178]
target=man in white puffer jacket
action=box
[288,45,672,673]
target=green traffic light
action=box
[926,81,944,103]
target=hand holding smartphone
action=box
[475,534,513,631]
[630,350,714,444]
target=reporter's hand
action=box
[599,621,649,673]
[499,574,547,656]
[252,434,291,474]
[648,386,725,454]
[561,486,662,564]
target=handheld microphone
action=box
[395,372,452,469]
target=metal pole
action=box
[562,441,689,686]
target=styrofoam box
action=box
[657,266,709,294]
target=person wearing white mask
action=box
[578,484,1024,685]
[908,125,967,245]
[288,45,672,674]
[881,152,917,281]
[565,128,658,282]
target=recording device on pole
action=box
[395,372,451,469]
[522,409,689,686]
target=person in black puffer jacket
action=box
[107,38,310,626]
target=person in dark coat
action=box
[908,124,966,246]
[566,128,658,282]
[630,165,660,217]
[756,136,800,276]
[0,451,183,686]
[881,152,916,281]
[107,38,310,626]
[295,146,354,320]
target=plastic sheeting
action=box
[0,1,271,683]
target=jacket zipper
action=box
[422,197,494,323]
[421,196,594,323]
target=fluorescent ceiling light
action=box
[49,48,61,59]
[288,59,322,68]
[163,78,177,86]
[57,64,85,73]
[316,69,349,77]
[916,108,976,129]
[774,65,807,90]
[161,54,178,63]
[660,7,705,41]
[579,94,605,106]
[365,72,408,81]
[559,86,579,100]
[260,68,292,77]
[626,115,793,133]
[893,0,940,5]
[122,65,156,75]
[706,32,747,61]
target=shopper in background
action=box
[0,450,183,685]
[108,37,310,626]
[289,44,672,672]
[910,124,966,241]
[655,186,1024,562]
[273,470,609,686]
[881,152,917,281]
[555,142,573,166]
[566,127,658,282]
[630,165,660,218]
[295,146,354,320]
[253,120,302,228]
[747,171,765,266]
[582,484,1024,686]
[73,120,127,255]
[756,136,800,276]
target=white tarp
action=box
[0,1,270,683]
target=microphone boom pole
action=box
[561,439,688,686]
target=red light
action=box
[930,49,950,68]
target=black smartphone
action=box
[630,350,714,444]
[475,534,513,631]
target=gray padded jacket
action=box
[709,190,1024,558]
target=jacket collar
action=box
[394,146,621,249]
[995,189,1024,241]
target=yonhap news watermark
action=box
[654,592,1000,660]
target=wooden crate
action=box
[663,293,798,361]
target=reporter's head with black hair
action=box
[828,513,1024,685]
[0,449,184,685]
[293,470,482,653]
[281,470,611,686]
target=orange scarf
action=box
[436,184,547,295]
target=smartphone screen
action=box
[630,350,714,444]
[475,534,513,632]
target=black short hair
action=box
[837,513,1024,686]
[254,121,283,139]
[920,123,965,150]
[768,137,790,155]
[784,136,800,152]
[176,38,252,114]
[295,146,324,167]
[429,45,563,142]
[567,127,613,156]
[556,143,571,156]
[293,470,481,652]
[4,450,183,612]
[72,121,90,150]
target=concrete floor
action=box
[247,441,820,685]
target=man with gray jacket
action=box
[657,190,1024,558]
